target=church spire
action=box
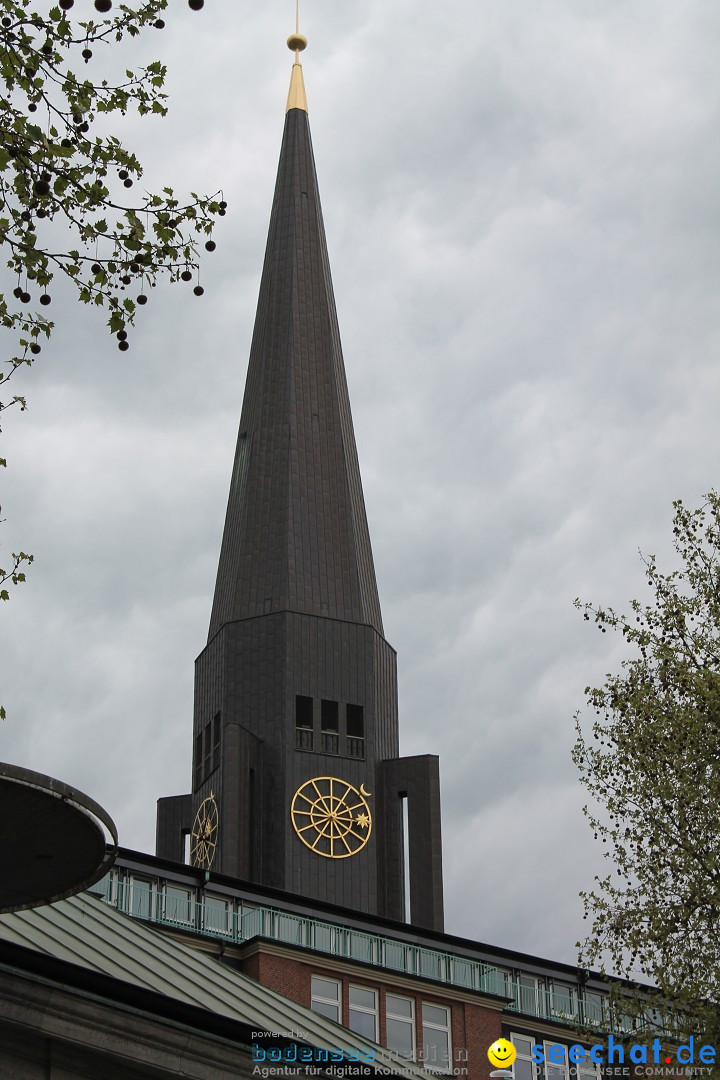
[208,30,384,641]
[157,27,444,931]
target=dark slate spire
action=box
[208,70,384,641]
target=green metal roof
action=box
[0,893,430,1078]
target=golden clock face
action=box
[190,793,219,869]
[291,777,372,859]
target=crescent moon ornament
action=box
[360,784,372,797]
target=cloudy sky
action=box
[2,0,719,968]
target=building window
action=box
[203,893,232,936]
[543,1041,569,1080]
[386,994,415,1059]
[311,975,341,1023]
[315,923,340,953]
[296,695,314,750]
[610,1005,635,1035]
[550,981,577,1022]
[448,956,476,989]
[321,699,339,730]
[296,695,313,727]
[347,704,365,757]
[129,876,153,920]
[421,1002,451,1072]
[582,990,605,1027]
[164,884,193,926]
[516,974,541,1016]
[510,1034,537,1080]
[349,985,378,1042]
[276,913,303,945]
[321,699,339,754]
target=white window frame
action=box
[386,994,416,1060]
[202,892,233,936]
[516,974,542,1016]
[543,1041,569,1080]
[128,875,154,920]
[349,985,378,1042]
[163,883,194,926]
[421,1001,452,1073]
[311,975,341,1024]
[314,922,340,953]
[510,1032,538,1080]
[581,990,606,1027]
[550,981,578,1022]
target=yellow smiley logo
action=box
[488,1039,517,1068]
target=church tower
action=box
[157,30,444,932]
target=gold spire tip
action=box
[286,57,308,113]
[286,13,308,113]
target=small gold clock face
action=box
[190,793,219,869]
[291,777,372,859]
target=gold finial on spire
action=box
[287,32,308,54]
[286,0,308,113]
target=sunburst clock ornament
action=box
[190,793,219,869]
[291,777,372,859]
